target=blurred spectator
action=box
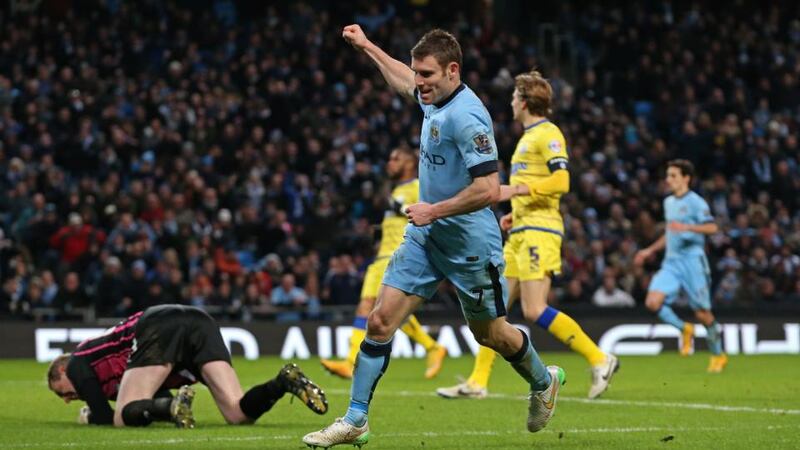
[53,272,90,311]
[322,255,361,305]
[0,1,799,320]
[48,213,106,269]
[561,279,590,304]
[271,273,308,321]
[94,257,126,316]
[592,270,636,308]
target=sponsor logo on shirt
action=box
[420,148,446,166]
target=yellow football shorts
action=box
[503,228,562,281]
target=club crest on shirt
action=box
[430,124,440,144]
[548,139,562,153]
[473,133,493,154]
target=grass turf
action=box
[1,353,798,449]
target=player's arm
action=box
[342,24,416,101]
[498,170,569,201]
[67,359,115,424]
[75,379,114,424]
[423,172,500,222]
[668,222,719,234]
[634,234,666,266]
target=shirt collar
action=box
[524,119,549,130]
[433,83,465,109]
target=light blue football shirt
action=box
[664,190,714,259]
[406,84,503,264]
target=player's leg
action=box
[342,285,423,427]
[437,278,518,399]
[116,307,197,428]
[513,230,614,397]
[520,277,607,365]
[303,285,423,448]
[437,238,526,399]
[686,257,727,372]
[518,277,617,398]
[304,238,441,448]
[201,360,250,424]
[697,308,727,372]
[320,294,374,379]
[468,316,564,432]
[202,359,329,424]
[356,255,444,378]
[114,364,175,427]
[450,251,564,433]
[647,266,694,355]
[466,276,521,388]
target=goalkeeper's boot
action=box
[320,359,354,379]
[436,380,487,399]
[707,353,729,373]
[171,385,196,429]
[527,366,566,432]
[303,417,370,449]
[680,323,695,356]
[424,345,447,379]
[588,353,619,399]
[279,363,329,415]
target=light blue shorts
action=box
[382,236,509,321]
[649,255,712,310]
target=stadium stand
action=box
[0,1,799,321]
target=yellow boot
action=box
[320,359,354,379]
[707,353,729,373]
[680,323,695,356]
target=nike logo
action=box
[543,375,560,410]
[602,359,618,381]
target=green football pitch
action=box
[1,353,798,449]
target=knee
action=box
[645,295,662,312]
[366,311,394,341]
[224,414,250,425]
[473,333,494,348]
[522,304,547,323]
[695,310,713,324]
[470,327,500,349]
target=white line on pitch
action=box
[4,425,799,448]
[325,388,800,416]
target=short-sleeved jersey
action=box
[509,119,568,234]
[664,191,714,259]
[409,84,503,263]
[377,178,419,258]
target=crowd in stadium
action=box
[1,1,799,320]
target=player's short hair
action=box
[47,353,71,389]
[514,70,553,117]
[411,29,462,70]
[667,159,695,182]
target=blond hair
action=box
[514,70,553,117]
